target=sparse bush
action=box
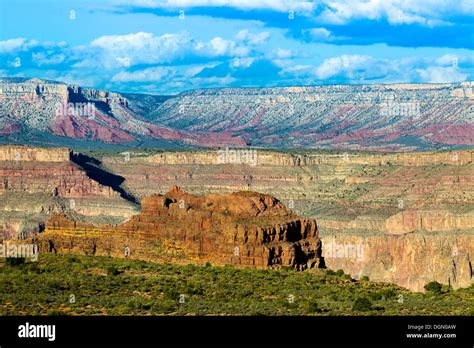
[107,265,121,276]
[306,300,319,313]
[379,287,397,300]
[1,253,472,316]
[67,256,79,263]
[342,274,353,281]
[424,281,442,294]
[352,297,373,312]
[368,291,383,301]
[27,262,41,274]
[6,257,25,266]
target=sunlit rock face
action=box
[1,77,473,150]
[37,186,324,270]
[0,145,473,291]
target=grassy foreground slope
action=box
[0,254,473,316]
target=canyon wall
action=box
[0,145,71,162]
[321,233,473,292]
[102,148,474,290]
[0,146,137,239]
[37,186,323,269]
[104,149,474,167]
[1,145,473,291]
[1,77,473,150]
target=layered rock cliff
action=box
[1,145,473,291]
[321,233,473,292]
[0,77,246,147]
[0,146,137,239]
[151,82,474,151]
[37,186,323,269]
[1,77,473,150]
[100,148,474,290]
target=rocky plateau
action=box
[0,145,473,291]
[1,77,473,151]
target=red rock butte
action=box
[37,186,324,269]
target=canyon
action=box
[0,145,473,291]
[1,77,473,151]
[0,146,137,239]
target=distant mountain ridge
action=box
[0,77,472,151]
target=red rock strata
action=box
[37,186,323,269]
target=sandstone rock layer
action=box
[37,186,323,269]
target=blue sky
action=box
[0,0,473,94]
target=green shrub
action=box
[107,265,121,276]
[306,300,319,313]
[379,287,397,300]
[424,281,442,294]
[342,274,353,281]
[368,291,383,301]
[6,257,25,266]
[27,262,41,274]
[352,297,373,312]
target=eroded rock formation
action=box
[36,186,324,269]
[1,145,473,291]
[321,234,473,292]
[0,146,138,239]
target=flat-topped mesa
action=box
[0,145,72,162]
[0,78,127,106]
[105,149,473,167]
[39,187,323,269]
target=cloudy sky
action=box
[0,0,473,94]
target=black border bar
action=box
[0,316,472,346]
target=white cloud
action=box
[269,48,293,59]
[416,66,468,83]
[315,0,473,26]
[111,0,474,27]
[230,57,254,68]
[280,64,315,77]
[76,31,253,70]
[235,29,270,45]
[184,63,220,77]
[32,52,66,66]
[307,28,331,40]
[111,66,175,82]
[315,54,376,79]
[436,54,474,67]
[209,37,249,57]
[89,32,197,67]
[116,0,316,12]
[0,38,38,53]
[190,74,237,85]
[303,27,347,42]
[303,53,473,84]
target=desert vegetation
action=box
[1,254,472,316]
